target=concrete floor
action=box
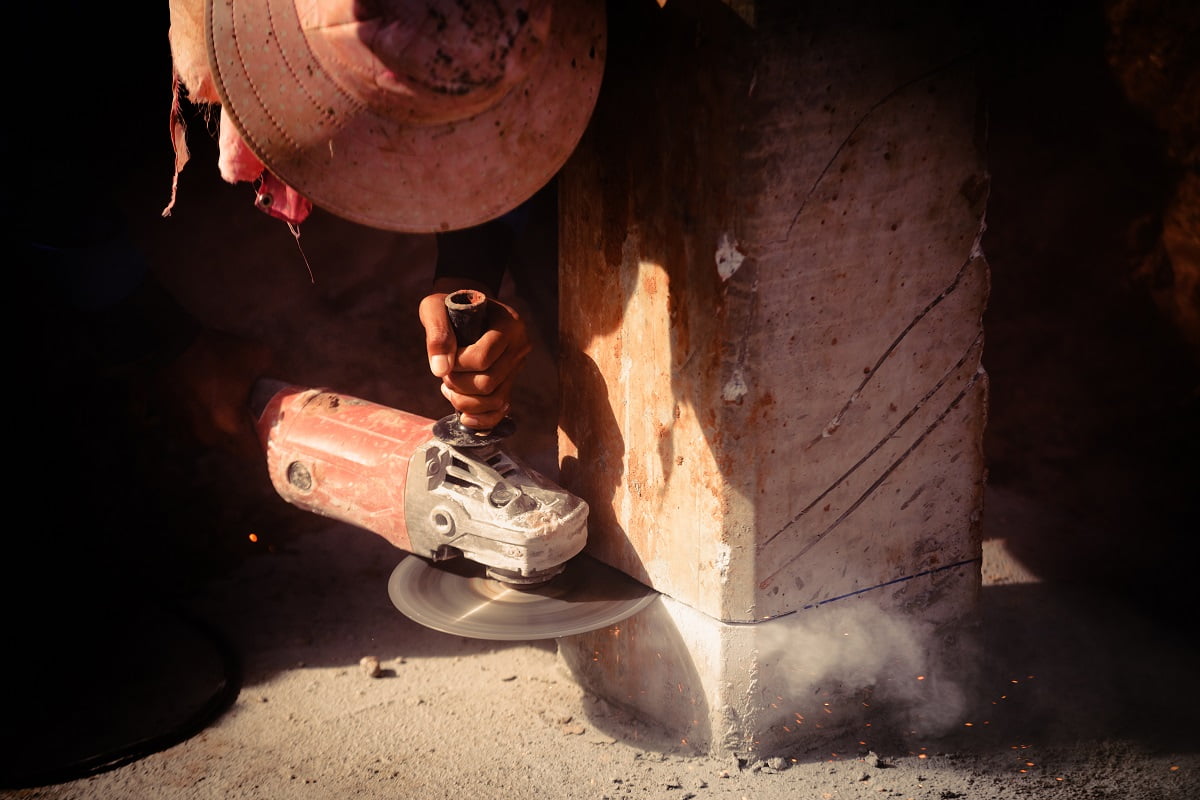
[2,488,1198,799]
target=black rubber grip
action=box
[445,289,488,348]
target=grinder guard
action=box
[252,381,588,581]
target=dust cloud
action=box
[752,597,976,744]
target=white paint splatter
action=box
[722,369,748,402]
[714,543,732,579]
[715,233,744,281]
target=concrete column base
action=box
[554,0,988,760]
[560,561,980,758]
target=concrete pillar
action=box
[556,0,989,757]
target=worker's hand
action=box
[156,329,275,460]
[418,281,531,430]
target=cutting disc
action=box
[388,554,657,640]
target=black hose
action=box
[0,603,243,790]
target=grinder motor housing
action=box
[251,381,589,583]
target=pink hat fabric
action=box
[205,0,606,232]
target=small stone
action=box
[767,757,789,771]
[359,655,383,678]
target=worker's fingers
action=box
[440,374,517,429]
[417,292,455,377]
[157,330,276,460]
[452,299,532,373]
[442,346,527,395]
[423,292,528,427]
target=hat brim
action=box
[206,0,605,233]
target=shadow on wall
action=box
[978,0,1200,618]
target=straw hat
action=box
[205,0,606,232]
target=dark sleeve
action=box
[433,218,517,298]
[433,176,556,297]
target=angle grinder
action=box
[250,289,655,640]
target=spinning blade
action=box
[388,554,657,640]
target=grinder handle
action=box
[445,289,488,348]
[435,289,516,446]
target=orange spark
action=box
[248,533,259,543]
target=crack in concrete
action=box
[760,254,982,553]
[758,361,983,589]
[779,51,976,246]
